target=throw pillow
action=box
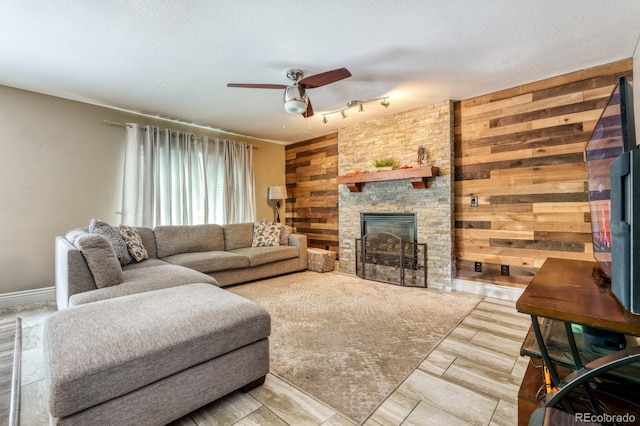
[89,219,132,266]
[251,221,281,247]
[279,224,293,246]
[74,234,123,288]
[118,225,149,262]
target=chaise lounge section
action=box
[44,283,271,425]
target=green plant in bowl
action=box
[373,157,399,169]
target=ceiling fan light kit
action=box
[283,85,308,115]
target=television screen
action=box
[585,75,639,314]
[585,81,627,276]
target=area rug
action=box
[228,271,482,424]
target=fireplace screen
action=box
[355,232,427,287]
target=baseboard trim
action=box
[454,278,524,302]
[0,287,56,309]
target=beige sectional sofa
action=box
[55,221,308,309]
[46,221,307,424]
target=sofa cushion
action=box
[118,225,149,262]
[44,283,271,418]
[89,219,133,266]
[222,223,254,251]
[74,234,122,288]
[121,258,167,271]
[279,225,293,246]
[68,264,217,306]
[229,246,299,267]
[251,221,281,247]
[162,251,250,273]
[154,224,224,258]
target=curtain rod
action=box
[103,120,130,128]
[102,120,260,149]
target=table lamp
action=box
[268,185,288,223]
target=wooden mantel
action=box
[336,167,439,192]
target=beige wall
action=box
[0,85,285,294]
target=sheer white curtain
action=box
[122,123,256,227]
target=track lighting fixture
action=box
[320,97,391,124]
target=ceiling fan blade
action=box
[299,68,351,89]
[303,99,314,118]
[226,83,288,89]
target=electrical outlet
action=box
[474,261,482,272]
[470,196,478,207]
[325,245,330,250]
[501,264,510,276]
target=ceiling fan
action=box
[227,67,352,118]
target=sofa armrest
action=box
[55,236,97,310]
[288,233,308,271]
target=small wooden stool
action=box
[307,248,336,272]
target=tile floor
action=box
[1,291,531,425]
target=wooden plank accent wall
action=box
[454,59,633,288]
[285,132,339,255]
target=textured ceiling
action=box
[1,1,639,143]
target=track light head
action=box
[321,96,390,123]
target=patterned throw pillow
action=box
[89,219,133,266]
[279,225,293,246]
[251,221,281,247]
[118,225,149,262]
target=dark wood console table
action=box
[516,257,640,423]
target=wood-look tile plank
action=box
[461,313,529,340]
[448,323,480,341]
[418,348,457,376]
[399,369,498,425]
[367,387,419,425]
[511,356,530,379]
[442,357,523,403]
[233,406,288,426]
[248,374,337,426]
[489,399,518,426]
[403,401,475,426]
[320,413,357,425]
[469,329,525,357]
[434,336,517,373]
[185,390,262,425]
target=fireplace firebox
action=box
[356,212,427,287]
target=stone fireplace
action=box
[337,101,455,290]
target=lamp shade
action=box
[268,185,288,200]
[283,86,308,114]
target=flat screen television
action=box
[585,75,640,314]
